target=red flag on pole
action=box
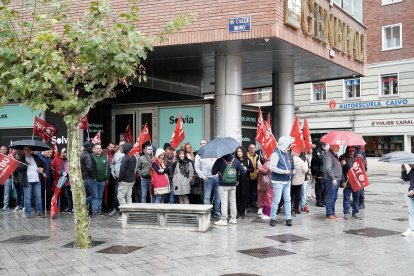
[302,118,313,152]
[91,130,101,144]
[124,121,134,143]
[79,115,89,130]
[266,113,271,132]
[0,154,20,184]
[50,187,60,218]
[129,123,151,156]
[290,115,305,155]
[53,143,60,159]
[261,122,278,159]
[347,156,369,192]
[255,107,265,143]
[33,116,57,143]
[170,113,185,149]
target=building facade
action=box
[293,0,414,168]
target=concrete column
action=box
[215,55,242,142]
[272,72,295,137]
[404,134,412,153]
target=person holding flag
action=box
[339,146,362,220]
[1,146,13,211]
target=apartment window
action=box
[382,24,402,50]
[312,82,327,102]
[382,0,402,5]
[380,73,398,96]
[333,0,362,22]
[344,78,361,99]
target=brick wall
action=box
[364,0,414,63]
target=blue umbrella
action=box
[378,151,414,164]
[197,137,240,158]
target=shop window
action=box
[312,82,327,102]
[382,0,402,5]
[382,24,402,51]
[380,73,398,96]
[344,78,361,99]
[364,135,404,157]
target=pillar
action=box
[272,72,295,138]
[215,55,242,142]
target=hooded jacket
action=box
[118,143,137,183]
[80,142,96,180]
[211,154,245,186]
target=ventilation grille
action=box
[128,213,159,225]
[166,214,198,226]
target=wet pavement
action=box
[0,172,413,276]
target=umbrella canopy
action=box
[378,151,414,164]
[10,139,51,151]
[197,137,240,158]
[320,131,366,146]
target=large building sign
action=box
[285,0,365,62]
[329,99,409,110]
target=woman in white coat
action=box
[291,151,309,215]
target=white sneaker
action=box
[14,206,20,212]
[402,229,414,237]
[261,215,270,220]
[229,218,237,224]
[214,220,228,226]
[257,208,263,216]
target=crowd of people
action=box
[2,136,414,235]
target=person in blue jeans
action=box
[322,144,342,221]
[401,164,414,237]
[80,141,97,216]
[92,144,110,214]
[340,146,361,220]
[18,146,45,218]
[269,136,294,227]
[136,145,153,203]
[194,153,221,218]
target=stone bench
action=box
[119,203,213,232]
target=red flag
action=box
[290,115,305,155]
[79,115,88,130]
[91,130,101,144]
[347,156,369,192]
[8,148,13,157]
[129,123,151,156]
[124,121,134,143]
[50,187,60,218]
[33,116,57,143]
[256,107,265,143]
[0,154,20,184]
[261,123,277,159]
[53,143,60,159]
[302,118,313,152]
[170,113,185,149]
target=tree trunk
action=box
[67,122,91,249]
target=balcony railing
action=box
[241,90,272,104]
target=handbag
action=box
[57,175,67,188]
[151,170,170,195]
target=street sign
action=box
[228,17,251,32]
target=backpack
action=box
[221,158,238,184]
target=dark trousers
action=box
[64,186,73,211]
[315,177,325,204]
[113,178,120,210]
[132,178,141,203]
[15,184,24,207]
[291,184,302,212]
[236,185,249,216]
[41,179,51,211]
[359,188,365,206]
[249,179,258,207]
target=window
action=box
[382,0,402,5]
[380,73,398,96]
[312,82,327,102]
[382,24,402,51]
[333,0,363,22]
[364,135,404,157]
[344,78,361,99]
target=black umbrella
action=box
[10,139,51,151]
[378,151,414,164]
[197,137,240,158]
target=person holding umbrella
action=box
[401,164,414,237]
[322,144,342,221]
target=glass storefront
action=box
[364,135,404,157]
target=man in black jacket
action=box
[117,143,137,207]
[18,146,45,218]
[311,142,326,207]
[80,141,97,216]
[401,164,414,237]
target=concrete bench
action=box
[119,203,213,232]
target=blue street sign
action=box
[228,17,251,33]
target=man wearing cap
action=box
[269,136,294,227]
